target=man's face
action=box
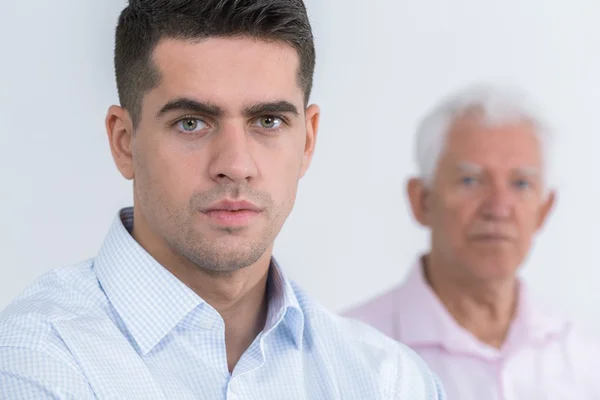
[422,115,554,281]
[114,37,318,273]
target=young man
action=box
[0,1,444,398]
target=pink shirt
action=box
[344,259,600,399]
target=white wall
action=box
[1,0,599,332]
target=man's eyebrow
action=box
[456,162,483,174]
[243,101,300,118]
[156,98,223,119]
[516,166,540,176]
[456,163,541,177]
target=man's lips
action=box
[469,233,515,241]
[200,200,261,226]
[201,200,261,212]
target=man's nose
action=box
[481,183,513,219]
[207,123,259,185]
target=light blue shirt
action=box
[0,208,445,399]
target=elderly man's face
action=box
[410,115,555,281]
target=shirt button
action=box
[227,382,238,398]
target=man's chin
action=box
[472,262,519,281]
[185,246,269,273]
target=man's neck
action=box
[423,254,519,349]
[159,248,271,373]
[131,212,272,373]
[195,263,270,373]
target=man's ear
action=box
[106,105,135,180]
[536,189,556,230]
[299,103,320,178]
[407,177,431,227]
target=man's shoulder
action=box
[562,319,600,359]
[529,300,600,354]
[292,281,402,347]
[290,282,445,397]
[0,260,104,352]
[338,284,404,339]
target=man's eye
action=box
[461,176,478,186]
[254,116,283,129]
[176,118,207,133]
[514,179,531,189]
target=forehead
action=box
[442,115,543,171]
[148,37,303,111]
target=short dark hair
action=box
[114,0,316,126]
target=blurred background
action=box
[1,0,599,332]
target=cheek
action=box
[516,207,541,236]
[439,210,468,246]
[136,140,200,206]
[435,203,482,252]
[255,144,304,210]
[263,151,302,191]
[435,196,476,232]
[258,133,305,173]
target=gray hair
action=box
[415,84,554,190]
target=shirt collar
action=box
[264,258,305,349]
[508,279,569,346]
[396,255,569,358]
[94,207,304,355]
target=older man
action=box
[345,85,600,399]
